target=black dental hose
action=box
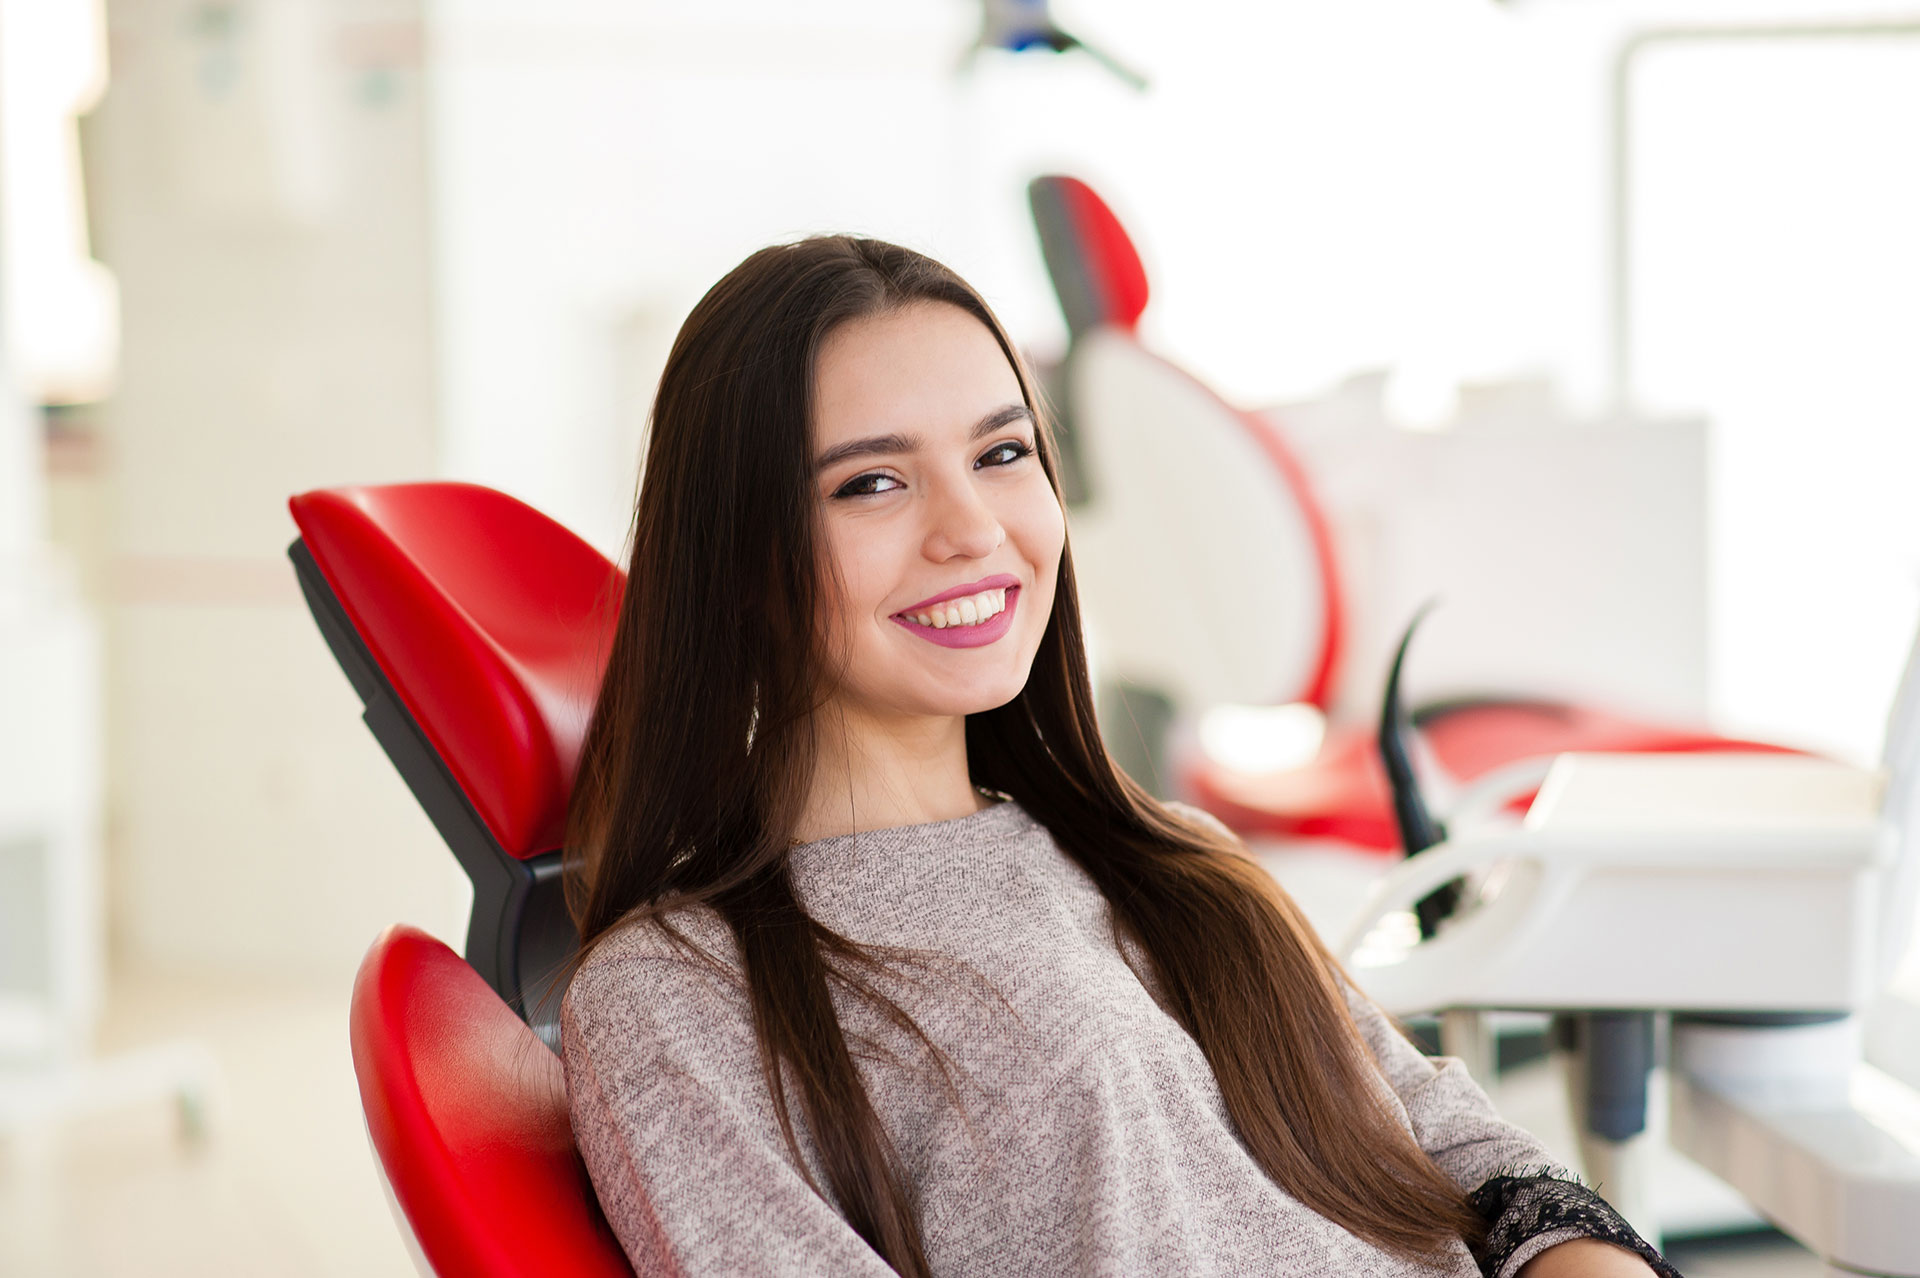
[1377,601,1462,938]
[1381,608,1655,1141]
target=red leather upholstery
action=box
[1031,175,1152,332]
[1185,704,1798,854]
[1419,701,1790,781]
[351,925,635,1278]
[289,484,623,858]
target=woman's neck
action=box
[791,707,989,843]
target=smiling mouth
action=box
[896,586,1015,630]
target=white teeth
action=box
[906,587,1009,630]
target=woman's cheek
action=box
[1025,487,1067,572]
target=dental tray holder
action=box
[1341,751,1920,1277]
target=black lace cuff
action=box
[1468,1166,1684,1277]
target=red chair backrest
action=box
[1029,174,1152,337]
[1028,175,1346,710]
[289,483,624,858]
[351,924,636,1277]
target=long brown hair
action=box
[563,235,1483,1273]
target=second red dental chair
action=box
[1026,173,1792,851]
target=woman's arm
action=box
[562,946,899,1277]
[1520,1238,1662,1276]
[1341,987,1681,1278]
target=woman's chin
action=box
[959,679,1033,717]
[901,675,1029,721]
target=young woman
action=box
[560,236,1679,1278]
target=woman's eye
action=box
[834,472,901,499]
[978,440,1034,467]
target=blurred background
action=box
[5,0,1920,1273]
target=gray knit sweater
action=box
[563,798,1656,1277]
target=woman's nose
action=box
[923,475,1005,561]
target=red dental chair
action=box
[1026,174,1791,851]
[350,923,634,1277]
[289,483,635,1276]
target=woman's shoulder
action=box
[559,905,779,1165]
[561,904,747,1044]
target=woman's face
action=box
[809,300,1065,730]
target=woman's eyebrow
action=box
[814,403,1033,473]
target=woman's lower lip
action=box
[891,587,1019,649]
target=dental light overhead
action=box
[963,0,1148,91]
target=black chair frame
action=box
[289,538,576,1050]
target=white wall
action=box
[958,0,1623,416]
[426,0,981,555]
[1633,33,1920,765]
[90,0,469,978]
[420,0,1644,547]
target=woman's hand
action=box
[1518,1238,1662,1277]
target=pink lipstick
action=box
[891,586,1020,649]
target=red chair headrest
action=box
[289,483,623,858]
[1028,174,1152,337]
[351,924,634,1277]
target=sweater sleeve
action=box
[561,946,898,1278]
